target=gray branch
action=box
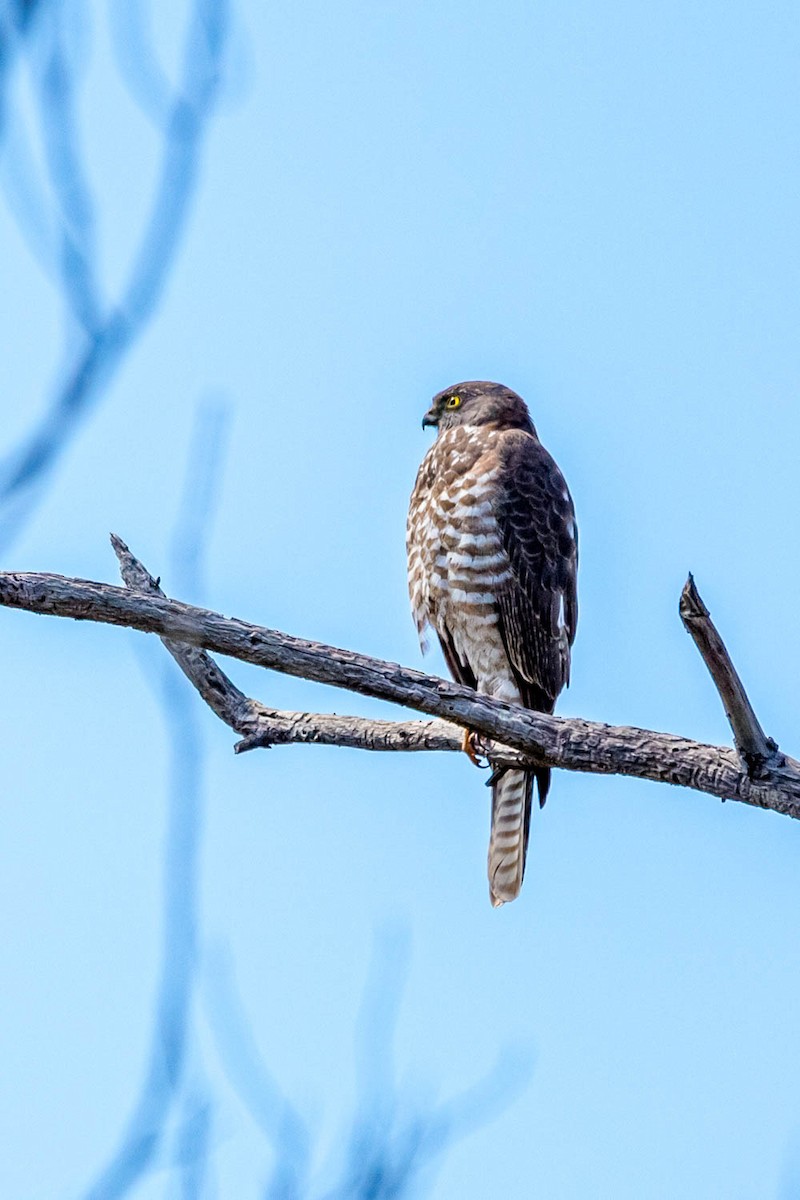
[2,540,799,821]
[110,535,533,770]
[679,573,780,776]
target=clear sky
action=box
[1,0,799,1196]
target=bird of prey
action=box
[407,382,578,906]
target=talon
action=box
[461,728,487,768]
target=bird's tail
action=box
[487,768,536,907]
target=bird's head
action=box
[421,381,536,435]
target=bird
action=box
[406,381,578,906]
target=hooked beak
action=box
[421,407,439,430]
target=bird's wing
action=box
[493,430,578,714]
[435,626,479,692]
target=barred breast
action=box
[407,426,519,703]
[407,424,533,906]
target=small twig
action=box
[679,574,780,777]
[113,533,257,726]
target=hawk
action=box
[407,381,578,906]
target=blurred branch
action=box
[0,0,230,554]
[204,933,528,1199]
[0,1,48,133]
[108,0,173,126]
[0,555,799,820]
[319,929,530,1199]
[38,11,101,331]
[203,945,312,1196]
[330,930,440,1200]
[174,1096,213,1200]
[83,408,229,1200]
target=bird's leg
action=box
[462,728,489,768]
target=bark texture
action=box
[0,538,798,821]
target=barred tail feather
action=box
[488,768,534,907]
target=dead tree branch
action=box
[679,573,781,777]
[1,540,799,821]
[109,536,482,763]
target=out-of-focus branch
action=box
[203,945,311,1196]
[39,13,101,331]
[321,930,531,1199]
[203,935,529,1199]
[0,0,230,554]
[0,554,798,820]
[83,409,228,1200]
[0,2,49,135]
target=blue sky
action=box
[1,0,799,1196]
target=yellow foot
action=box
[461,728,487,768]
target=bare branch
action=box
[2,548,800,821]
[109,534,536,771]
[234,717,499,759]
[112,532,274,733]
[679,573,780,776]
[110,536,518,765]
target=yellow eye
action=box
[445,394,462,409]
